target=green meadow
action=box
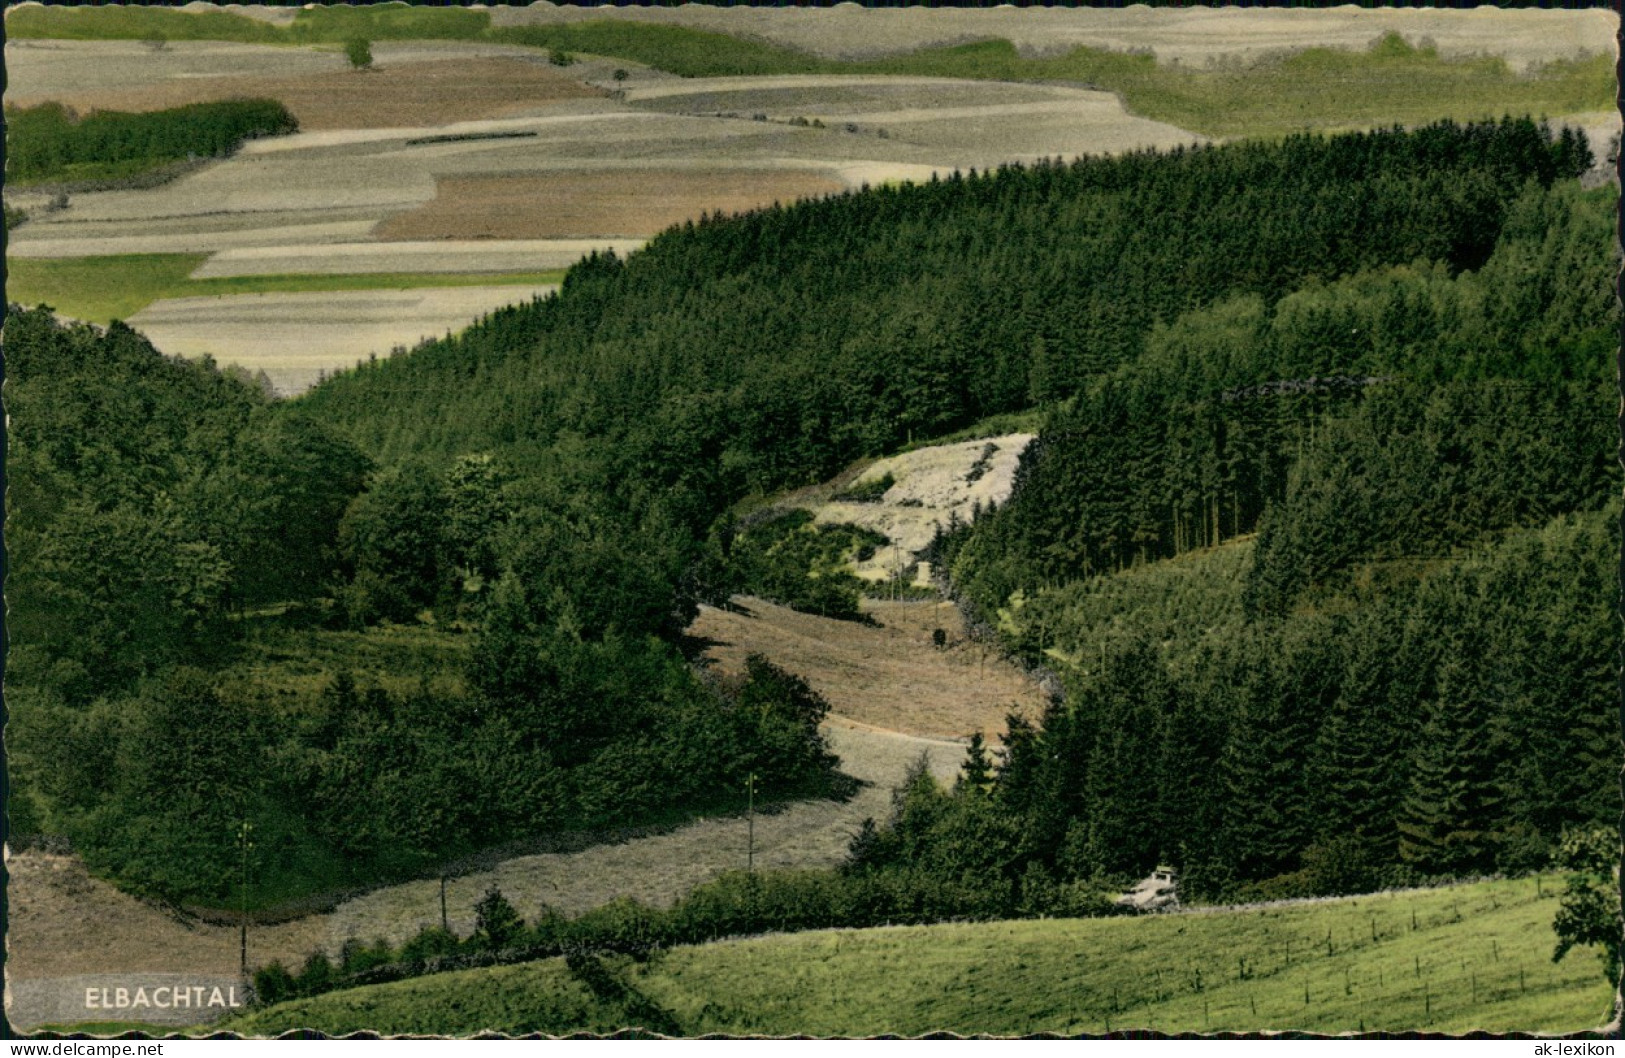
[223,877,1613,1037]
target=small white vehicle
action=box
[1116,866,1179,911]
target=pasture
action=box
[490,3,1614,74]
[221,875,1614,1037]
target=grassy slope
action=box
[6,254,565,325]
[222,877,1613,1036]
[224,615,471,702]
[7,7,1611,139]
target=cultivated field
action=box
[6,7,1611,390]
[125,285,561,394]
[375,168,848,242]
[5,48,603,130]
[490,3,1615,72]
[3,32,1206,392]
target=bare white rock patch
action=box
[815,433,1035,583]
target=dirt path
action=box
[6,588,1044,1030]
[3,724,959,1030]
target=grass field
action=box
[219,876,1614,1037]
[856,36,1613,140]
[6,254,566,325]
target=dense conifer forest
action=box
[5,99,298,185]
[7,118,1614,919]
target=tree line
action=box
[6,99,298,184]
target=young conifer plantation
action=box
[7,117,1616,1001]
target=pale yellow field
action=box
[7,55,604,130]
[124,285,561,395]
[188,239,646,279]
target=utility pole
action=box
[237,820,254,978]
[747,772,757,873]
[440,875,449,934]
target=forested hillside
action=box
[304,118,1590,478]
[5,311,841,905]
[298,117,1614,901]
[8,118,1612,915]
[918,175,1617,898]
[299,118,1610,900]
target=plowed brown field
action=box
[374,168,846,241]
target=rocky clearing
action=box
[813,433,1035,582]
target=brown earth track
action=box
[5,592,1039,1028]
[5,853,325,981]
[691,596,1045,742]
[373,168,846,241]
[6,57,604,131]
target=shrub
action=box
[550,49,574,67]
[398,926,460,963]
[345,37,373,70]
[833,472,895,504]
[294,951,334,996]
[474,885,523,950]
[251,961,296,1007]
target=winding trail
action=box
[6,596,1040,1030]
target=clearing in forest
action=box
[691,596,1045,742]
